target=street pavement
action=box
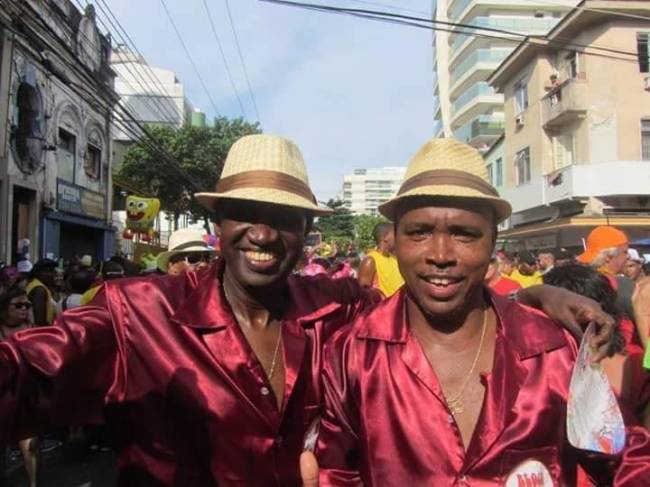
[2,443,117,487]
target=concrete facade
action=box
[0,0,117,264]
[489,0,650,250]
[341,167,406,215]
[433,0,578,151]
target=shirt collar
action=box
[355,287,568,359]
[171,259,343,330]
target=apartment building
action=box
[433,0,578,151]
[488,0,650,250]
[341,167,406,215]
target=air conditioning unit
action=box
[515,114,525,126]
[644,76,650,91]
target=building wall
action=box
[0,0,116,263]
[436,0,578,149]
[493,9,650,247]
[342,167,406,215]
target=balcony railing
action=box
[453,115,505,144]
[451,82,497,115]
[541,79,587,128]
[450,16,560,58]
[450,49,512,87]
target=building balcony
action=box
[541,79,587,128]
[451,82,503,128]
[502,161,650,217]
[450,48,512,97]
[449,16,560,61]
[453,114,504,148]
[448,0,576,23]
[545,161,650,205]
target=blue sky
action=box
[102,0,435,200]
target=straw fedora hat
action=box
[157,228,216,272]
[378,138,511,223]
[195,134,331,216]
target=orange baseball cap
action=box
[577,226,628,264]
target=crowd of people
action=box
[0,134,649,485]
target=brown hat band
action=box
[398,169,499,198]
[216,170,316,204]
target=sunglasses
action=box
[10,302,32,310]
[170,252,213,265]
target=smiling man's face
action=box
[216,199,308,290]
[394,197,495,322]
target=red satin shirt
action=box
[316,289,650,486]
[0,260,379,486]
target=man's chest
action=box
[354,345,571,483]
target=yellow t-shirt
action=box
[26,278,56,324]
[509,269,543,289]
[80,285,101,306]
[367,250,404,297]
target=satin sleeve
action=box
[316,328,364,487]
[0,288,120,442]
[335,277,382,324]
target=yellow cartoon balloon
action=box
[126,196,160,233]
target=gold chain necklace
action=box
[445,308,488,415]
[266,330,283,380]
[223,281,283,380]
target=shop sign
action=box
[57,179,105,220]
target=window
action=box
[515,148,531,186]
[84,144,101,180]
[567,52,579,79]
[642,119,650,160]
[495,157,503,187]
[486,163,493,185]
[57,128,76,182]
[12,83,44,173]
[638,33,649,73]
[514,78,529,114]
[553,134,574,169]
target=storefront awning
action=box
[499,215,650,240]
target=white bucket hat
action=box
[157,228,216,272]
[194,134,332,216]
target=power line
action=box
[514,0,650,22]
[159,0,221,117]
[202,0,248,118]
[93,0,182,125]
[70,0,184,151]
[224,0,262,123]
[341,0,430,16]
[259,0,642,62]
[7,0,207,197]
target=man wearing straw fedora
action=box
[314,139,650,485]
[0,134,623,486]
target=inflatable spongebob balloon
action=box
[123,196,160,240]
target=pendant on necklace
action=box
[447,398,464,415]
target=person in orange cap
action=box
[578,226,636,322]
[577,226,629,276]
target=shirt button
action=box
[261,386,270,396]
[447,414,454,424]
[458,475,468,484]
[275,436,283,446]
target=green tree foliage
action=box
[118,117,260,228]
[316,199,355,245]
[353,214,387,252]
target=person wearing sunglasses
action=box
[157,228,216,275]
[0,287,39,487]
